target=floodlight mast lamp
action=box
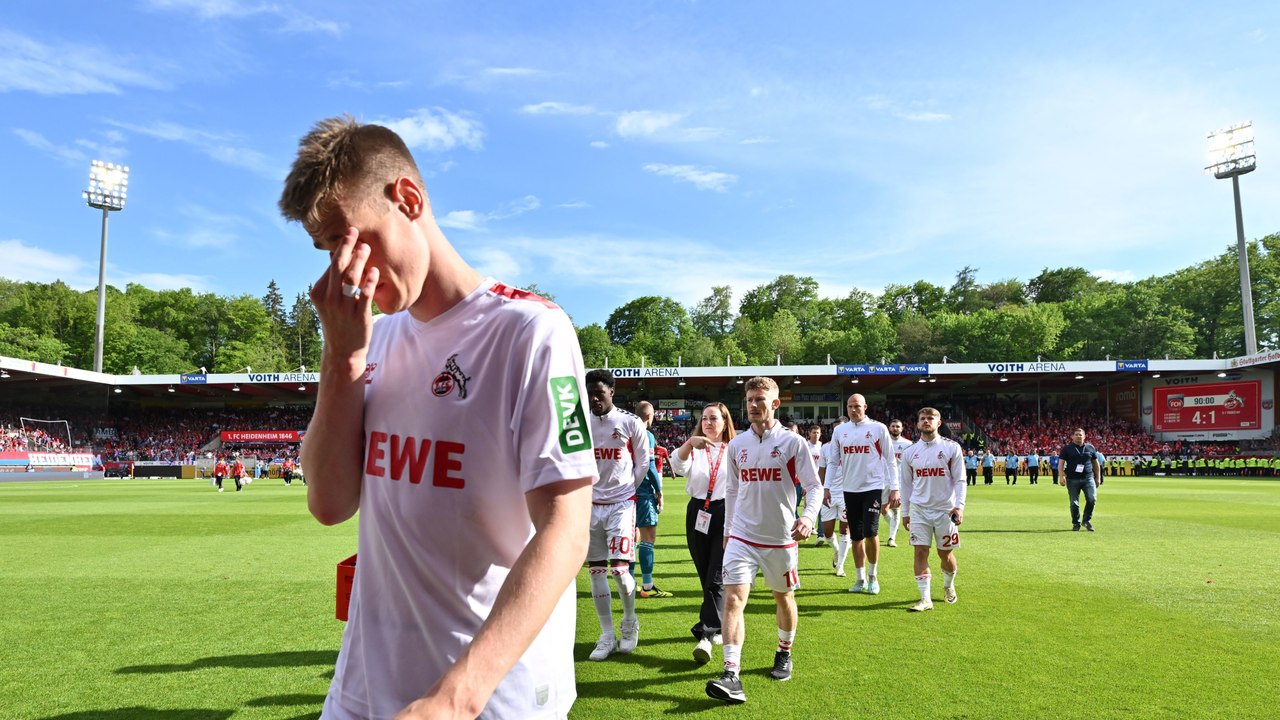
[1205,122,1258,355]
[83,160,130,373]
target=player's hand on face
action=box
[311,226,379,364]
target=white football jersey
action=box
[327,280,597,720]
[820,440,843,491]
[831,418,900,493]
[724,420,822,547]
[892,436,912,463]
[900,436,967,516]
[590,406,649,504]
[806,439,823,468]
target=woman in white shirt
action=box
[671,402,736,666]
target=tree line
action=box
[1,235,1275,373]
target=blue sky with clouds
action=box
[2,1,1278,327]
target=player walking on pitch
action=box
[585,369,651,661]
[280,115,595,719]
[901,407,967,612]
[830,394,901,595]
[706,377,822,704]
[885,419,912,548]
[819,418,851,576]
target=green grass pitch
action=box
[1,476,1277,719]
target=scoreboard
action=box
[1151,380,1261,432]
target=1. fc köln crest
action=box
[432,353,471,398]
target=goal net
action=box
[19,417,75,452]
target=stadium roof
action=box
[4,351,1277,403]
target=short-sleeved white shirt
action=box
[590,407,649,504]
[325,280,597,720]
[832,418,899,493]
[724,421,821,547]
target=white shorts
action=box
[722,539,799,593]
[587,499,636,562]
[819,494,846,524]
[908,509,960,550]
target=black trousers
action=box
[685,498,725,640]
[1028,466,1039,484]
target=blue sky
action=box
[2,1,1278,328]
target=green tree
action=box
[1026,267,1100,304]
[691,285,734,340]
[737,275,822,331]
[286,292,323,371]
[0,322,66,364]
[878,281,947,325]
[605,296,692,365]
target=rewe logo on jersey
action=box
[432,353,471,398]
[916,467,946,477]
[844,446,871,455]
[549,377,591,454]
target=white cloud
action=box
[471,234,784,312]
[146,0,341,36]
[900,111,951,122]
[589,140,610,149]
[438,196,541,231]
[105,120,278,177]
[1093,269,1137,283]
[13,129,88,164]
[0,30,168,95]
[117,271,212,291]
[380,108,485,152]
[520,101,596,115]
[616,111,684,139]
[642,163,738,192]
[152,205,256,249]
[0,239,210,292]
[739,136,775,145]
[558,201,591,209]
[0,239,86,284]
[486,67,541,77]
[470,248,522,279]
[438,210,484,231]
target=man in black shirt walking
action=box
[1058,428,1102,531]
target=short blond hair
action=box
[278,115,424,234]
[744,376,779,395]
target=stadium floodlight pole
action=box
[1205,121,1259,355]
[82,160,130,373]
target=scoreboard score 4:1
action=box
[1151,381,1261,432]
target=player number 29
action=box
[941,533,959,548]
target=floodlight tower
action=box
[83,160,130,373]
[1204,122,1258,355]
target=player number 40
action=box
[608,536,632,556]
